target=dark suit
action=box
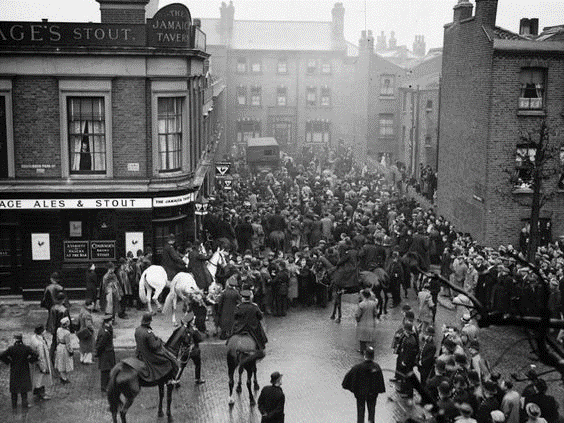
[135,324,178,383]
[231,301,268,350]
[342,359,386,423]
[161,242,186,281]
[95,325,115,391]
[258,385,285,423]
[0,341,38,407]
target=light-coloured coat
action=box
[355,298,378,343]
[29,333,53,390]
[78,307,95,354]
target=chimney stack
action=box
[97,0,150,24]
[474,0,498,28]
[388,31,397,49]
[519,18,539,36]
[219,1,235,46]
[332,3,345,41]
[375,31,387,51]
[453,0,473,22]
[412,35,426,56]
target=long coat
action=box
[135,324,175,383]
[161,242,186,281]
[95,325,115,371]
[29,333,53,389]
[0,341,38,393]
[417,289,434,324]
[258,385,285,423]
[231,301,268,350]
[85,270,98,303]
[342,359,386,398]
[355,298,378,343]
[331,248,359,290]
[187,248,212,290]
[216,286,242,338]
[78,307,95,354]
[101,270,121,316]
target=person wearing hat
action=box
[47,291,71,366]
[0,333,38,409]
[456,402,478,423]
[475,381,501,423]
[342,346,385,423]
[77,300,95,364]
[216,276,242,339]
[162,233,188,283]
[386,250,405,308]
[230,289,268,354]
[29,324,53,401]
[418,326,437,385]
[40,271,69,312]
[101,262,121,320]
[258,371,285,423]
[460,313,479,348]
[95,314,115,392]
[524,379,559,423]
[187,239,213,291]
[134,312,179,385]
[396,320,419,398]
[525,403,548,423]
[165,312,205,385]
[54,316,74,384]
[436,381,459,423]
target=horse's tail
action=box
[107,363,122,415]
[138,269,148,304]
[162,276,178,315]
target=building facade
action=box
[437,0,564,247]
[0,0,224,297]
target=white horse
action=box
[162,247,228,324]
[138,265,170,313]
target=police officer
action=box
[95,314,115,392]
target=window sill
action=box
[68,173,109,179]
[517,110,546,117]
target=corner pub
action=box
[0,0,224,298]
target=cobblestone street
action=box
[1,295,563,423]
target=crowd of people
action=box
[1,147,563,423]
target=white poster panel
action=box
[125,232,144,257]
[31,233,50,261]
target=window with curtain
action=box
[306,120,330,144]
[321,87,331,106]
[380,75,395,97]
[306,87,316,106]
[519,68,545,110]
[68,97,106,174]
[251,61,262,73]
[237,86,247,105]
[379,114,394,136]
[157,97,183,172]
[515,143,536,189]
[277,87,287,106]
[251,86,262,106]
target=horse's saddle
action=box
[122,357,146,374]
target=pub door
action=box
[0,224,23,295]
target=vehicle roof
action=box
[246,137,279,147]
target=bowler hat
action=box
[13,333,23,340]
[270,371,283,384]
[141,312,153,325]
[458,402,473,414]
[34,324,45,335]
[240,290,252,299]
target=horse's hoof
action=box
[253,383,260,391]
[158,411,164,418]
[228,398,235,406]
[174,383,181,389]
[236,385,242,394]
[167,413,173,422]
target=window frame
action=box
[514,143,537,191]
[305,120,330,144]
[307,59,317,75]
[236,120,261,145]
[379,114,394,137]
[250,86,262,107]
[380,75,395,98]
[236,57,247,73]
[518,67,546,111]
[277,60,288,74]
[59,80,113,179]
[306,86,317,107]
[150,80,189,177]
[237,86,247,106]
[320,87,331,107]
[156,97,184,173]
[251,61,262,73]
[558,146,564,190]
[0,80,14,178]
[321,62,332,75]
[276,86,287,107]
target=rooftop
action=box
[247,137,279,147]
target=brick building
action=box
[0,0,224,297]
[437,0,564,247]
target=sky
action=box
[2,0,564,51]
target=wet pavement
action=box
[1,294,563,423]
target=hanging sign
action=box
[147,3,192,48]
[215,161,231,178]
[223,179,233,190]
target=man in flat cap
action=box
[0,333,38,410]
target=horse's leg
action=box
[154,286,163,312]
[166,383,173,418]
[383,289,389,314]
[120,394,135,423]
[171,293,178,326]
[157,382,164,417]
[146,285,153,313]
[252,362,260,392]
[246,366,255,406]
[227,354,236,406]
[236,365,243,394]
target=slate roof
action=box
[536,25,564,41]
[492,26,527,40]
[200,18,339,51]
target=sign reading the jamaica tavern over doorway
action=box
[147,3,192,48]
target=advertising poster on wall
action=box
[31,233,50,261]
[125,232,144,257]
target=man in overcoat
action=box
[0,333,38,409]
[29,325,53,401]
[396,320,419,398]
[342,347,386,423]
[355,289,378,354]
[187,240,213,291]
[95,314,115,392]
[135,312,178,384]
[258,371,285,423]
[161,234,186,282]
[231,290,268,354]
[216,276,242,339]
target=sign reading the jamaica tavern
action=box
[0,22,145,47]
[147,3,192,47]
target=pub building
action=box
[0,0,225,298]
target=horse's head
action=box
[214,247,228,268]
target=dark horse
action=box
[107,324,193,423]
[226,333,264,406]
[360,267,391,317]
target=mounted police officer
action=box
[231,290,268,356]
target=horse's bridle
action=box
[208,252,225,268]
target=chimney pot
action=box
[453,0,473,22]
[474,0,498,28]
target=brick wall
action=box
[100,8,146,24]
[13,76,61,178]
[112,77,147,178]
[437,18,493,242]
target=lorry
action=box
[246,137,280,173]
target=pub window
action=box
[306,87,316,106]
[558,147,564,190]
[68,97,107,174]
[306,120,330,144]
[321,62,331,74]
[519,68,546,110]
[237,86,247,105]
[157,97,183,172]
[0,81,14,179]
[277,86,287,106]
[277,60,288,74]
[379,114,394,136]
[307,59,316,74]
[251,61,262,73]
[321,87,331,107]
[236,57,247,73]
[515,143,536,190]
[237,120,261,144]
[380,75,395,97]
[251,86,262,106]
